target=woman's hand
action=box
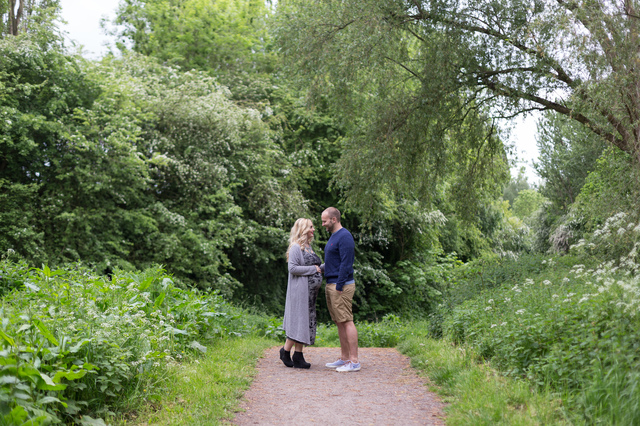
[315,265,322,274]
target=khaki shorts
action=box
[325,283,355,323]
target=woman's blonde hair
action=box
[286,218,314,261]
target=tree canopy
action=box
[276,0,640,166]
[274,0,510,216]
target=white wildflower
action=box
[515,309,525,315]
[552,294,559,299]
[491,324,497,328]
[485,306,492,311]
[543,280,552,286]
[488,299,494,304]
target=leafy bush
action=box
[439,214,640,423]
[0,258,269,424]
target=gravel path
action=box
[232,346,446,425]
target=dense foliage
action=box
[4,1,640,423]
[0,35,308,300]
[0,257,279,424]
[432,212,640,423]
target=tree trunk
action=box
[8,0,24,36]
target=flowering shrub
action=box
[0,258,267,424]
[441,213,640,423]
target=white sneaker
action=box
[325,358,348,368]
[336,361,361,372]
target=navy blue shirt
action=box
[324,227,355,291]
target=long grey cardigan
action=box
[283,243,319,345]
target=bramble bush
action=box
[440,213,640,423]
[0,256,274,425]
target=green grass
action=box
[320,317,568,424]
[398,331,568,425]
[118,336,274,425]
[115,319,571,425]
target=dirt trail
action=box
[232,346,446,425]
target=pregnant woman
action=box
[280,218,323,369]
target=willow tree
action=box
[275,0,510,218]
[278,0,640,168]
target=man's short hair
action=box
[324,207,341,223]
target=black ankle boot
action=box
[292,351,311,369]
[279,347,293,367]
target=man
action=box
[321,207,360,372]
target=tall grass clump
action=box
[0,257,276,425]
[438,212,640,424]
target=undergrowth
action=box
[0,258,279,425]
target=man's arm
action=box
[335,234,355,291]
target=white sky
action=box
[509,114,541,185]
[58,0,121,59]
[58,0,540,184]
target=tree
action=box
[277,0,640,166]
[113,0,274,76]
[534,112,606,213]
[0,0,59,36]
[275,0,509,217]
[503,167,531,207]
[0,35,308,297]
[513,189,546,220]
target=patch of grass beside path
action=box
[118,336,274,425]
[398,334,568,425]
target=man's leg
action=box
[342,320,358,363]
[336,321,350,361]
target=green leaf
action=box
[36,381,67,391]
[4,406,27,424]
[153,292,166,309]
[33,319,58,346]
[0,376,19,384]
[53,369,87,382]
[168,327,188,335]
[139,276,154,291]
[82,362,98,371]
[189,340,207,353]
[79,415,108,425]
[69,339,91,353]
[37,396,63,405]
[13,391,31,401]
[39,372,56,386]
[0,330,15,347]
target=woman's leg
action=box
[280,339,294,367]
[284,338,295,352]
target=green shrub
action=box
[0,259,269,424]
[439,214,640,423]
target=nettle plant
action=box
[0,259,248,425]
